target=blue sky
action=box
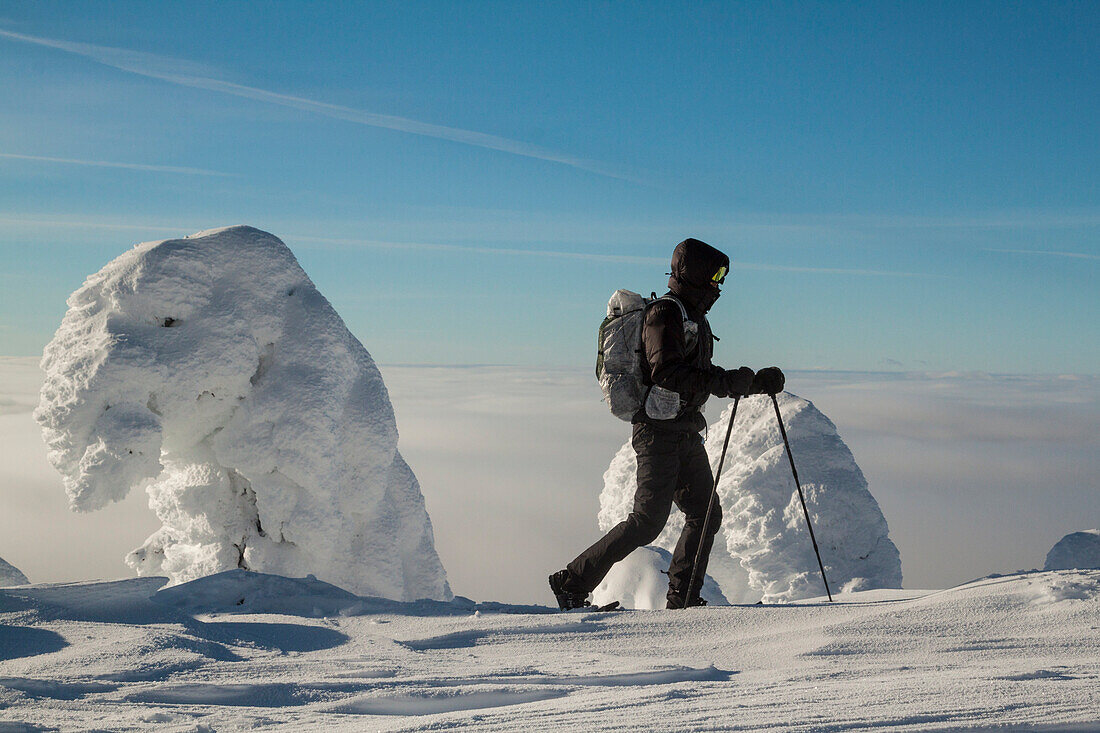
[1,1,1097,372]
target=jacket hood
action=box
[667,238,729,312]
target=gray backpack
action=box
[596,290,696,421]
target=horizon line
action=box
[0,354,1095,380]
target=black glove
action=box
[721,367,755,398]
[708,366,732,398]
[750,366,785,395]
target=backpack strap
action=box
[654,295,700,361]
[655,295,689,324]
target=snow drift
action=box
[3,570,1099,730]
[1045,530,1100,571]
[0,555,29,586]
[591,545,727,610]
[34,225,450,601]
[600,393,902,603]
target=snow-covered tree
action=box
[1045,530,1100,571]
[0,555,29,586]
[35,226,450,601]
[600,393,902,603]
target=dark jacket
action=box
[635,238,753,431]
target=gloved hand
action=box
[721,367,755,398]
[709,366,733,398]
[750,366,785,395]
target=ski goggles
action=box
[711,265,728,285]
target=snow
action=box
[1,568,1098,730]
[1045,529,1100,571]
[590,546,728,610]
[33,226,450,601]
[600,393,902,603]
[0,557,28,587]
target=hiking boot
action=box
[666,590,708,610]
[549,569,591,610]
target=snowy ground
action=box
[2,569,1098,731]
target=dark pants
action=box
[567,423,722,596]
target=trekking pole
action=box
[685,396,739,608]
[771,393,833,602]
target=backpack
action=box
[596,290,696,421]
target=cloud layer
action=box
[3,359,1097,602]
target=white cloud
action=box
[0,215,933,275]
[807,211,1100,230]
[985,248,1100,262]
[0,152,231,177]
[737,262,937,278]
[0,215,190,233]
[287,233,667,265]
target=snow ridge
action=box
[599,392,902,603]
[34,226,451,601]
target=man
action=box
[550,238,784,610]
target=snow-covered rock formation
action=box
[0,556,29,586]
[1044,530,1100,571]
[600,392,902,603]
[34,226,451,601]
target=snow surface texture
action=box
[590,546,728,610]
[1045,529,1100,571]
[600,393,902,603]
[0,556,28,586]
[33,226,450,602]
[1,569,1098,730]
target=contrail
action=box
[1,212,934,275]
[986,248,1100,261]
[289,234,935,274]
[0,215,192,232]
[737,262,938,277]
[0,152,230,176]
[287,233,667,265]
[0,28,637,182]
